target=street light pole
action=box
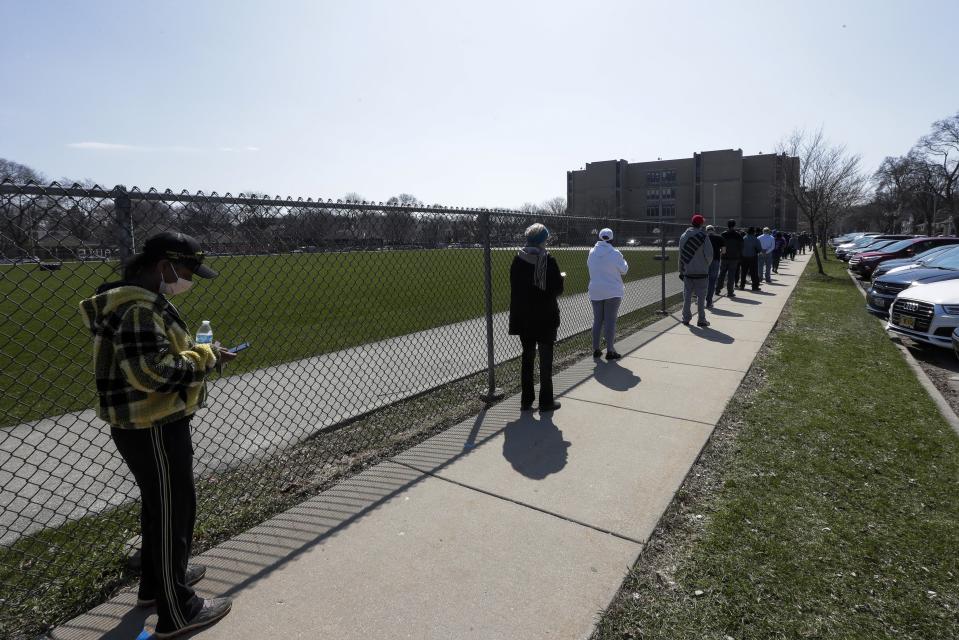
[712,183,717,226]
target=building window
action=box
[647,188,660,201]
[646,205,660,217]
[661,204,676,218]
[647,169,677,184]
[661,187,676,200]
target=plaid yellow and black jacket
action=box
[79,283,218,429]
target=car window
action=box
[878,239,916,252]
[916,245,952,261]
[924,245,959,265]
[927,249,959,270]
[861,240,896,251]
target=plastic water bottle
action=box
[196,320,213,345]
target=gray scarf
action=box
[518,246,548,291]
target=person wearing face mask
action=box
[79,231,235,638]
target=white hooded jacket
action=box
[587,241,629,301]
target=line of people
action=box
[679,215,805,325]
[508,225,629,413]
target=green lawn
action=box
[594,258,959,640]
[0,248,675,426]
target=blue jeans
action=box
[682,276,708,324]
[762,253,774,282]
[591,297,622,352]
[706,260,720,306]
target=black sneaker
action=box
[605,352,623,360]
[138,564,207,607]
[697,320,711,327]
[538,401,561,412]
[592,350,602,358]
[154,597,233,638]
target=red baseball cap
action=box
[691,214,705,226]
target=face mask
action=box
[159,263,194,296]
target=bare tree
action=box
[542,197,567,217]
[386,193,422,207]
[874,155,917,232]
[0,159,48,257]
[778,129,868,274]
[917,111,959,222]
[518,202,543,214]
[0,158,44,183]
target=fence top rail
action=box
[0,180,693,228]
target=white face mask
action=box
[159,263,194,296]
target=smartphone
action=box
[228,342,251,354]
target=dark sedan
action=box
[850,237,959,279]
[866,250,959,317]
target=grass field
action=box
[0,248,676,426]
[594,258,959,640]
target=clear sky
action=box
[1,0,957,208]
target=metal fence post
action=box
[113,185,134,260]
[659,235,668,314]
[652,227,669,315]
[480,211,503,403]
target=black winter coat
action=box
[508,254,564,341]
[721,229,744,260]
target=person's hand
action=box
[217,347,239,364]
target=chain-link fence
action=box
[0,181,686,637]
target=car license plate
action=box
[876,298,888,308]
[900,316,915,329]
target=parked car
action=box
[887,279,959,348]
[842,238,902,262]
[832,231,880,247]
[837,235,910,260]
[849,237,959,279]
[867,248,959,317]
[953,326,959,361]
[872,244,959,279]
[834,233,885,255]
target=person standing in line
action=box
[773,231,786,273]
[719,219,744,298]
[758,227,775,282]
[587,228,629,360]
[740,226,762,291]
[734,229,749,288]
[787,233,798,260]
[78,232,235,639]
[704,224,724,308]
[509,223,564,412]
[679,214,714,327]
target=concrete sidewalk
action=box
[52,254,810,640]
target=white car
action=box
[887,279,959,348]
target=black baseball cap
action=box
[142,231,218,279]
